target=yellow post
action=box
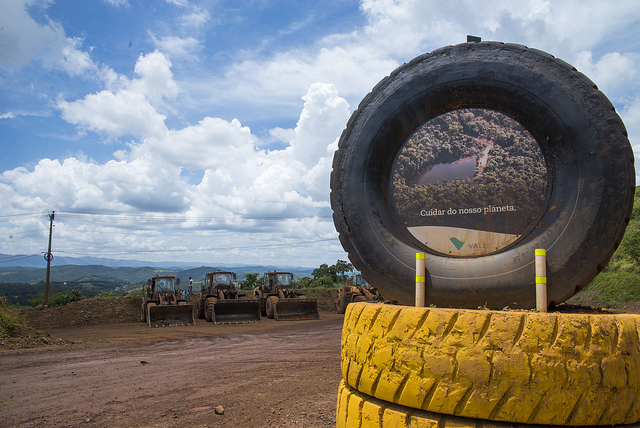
[416,253,425,307]
[535,249,547,312]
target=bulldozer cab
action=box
[206,271,237,293]
[266,271,294,291]
[151,276,180,293]
[348,274,368,288]
[148,275,182,297]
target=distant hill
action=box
[0,263,316,306]
[0,252,316,272]
[0,264,315,285]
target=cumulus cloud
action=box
[185,82,350,223]
[0,0,96,75]
[574,51,640,95]
[194,0,640,117]
[58,51,177,139]
[151,35,202,59]
[3,0,640,265]
[3,40,349,258]
[622,97,640,158]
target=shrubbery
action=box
[0,296,25,337]
[28,289,85,307]
[573,188,640,305]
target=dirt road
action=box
[1,313,344,428]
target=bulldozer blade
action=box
[148,304,195,327]
[273,298,320,321]
[212,299,262,324]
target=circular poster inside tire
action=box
[330,42,635,309]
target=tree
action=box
[311,260,354,285]
[296,276,312,288]
[312,263,336,281]
[335,260,354,280]
[240,273,260,290]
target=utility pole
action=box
[44,211,55,306]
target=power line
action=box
[0,229,47,238]
[54,238,337,257]
[0,253,41,264]
[0,212,42,219]
[0,212,46,223]
[56,210,332,223]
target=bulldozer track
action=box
[341,302,640,426]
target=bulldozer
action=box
[141,275,195,327]
[193,271,262,323]
[253,271,319,320]
[335,274,387,314]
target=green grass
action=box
[572,187,640,305]
[0,296,26,338]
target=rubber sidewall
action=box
[330,42,634,308]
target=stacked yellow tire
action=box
[336,302,640,427]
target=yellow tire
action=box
[337,380,640,428]
[342,302,640,426]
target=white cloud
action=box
[194,0,640,116]
[622,97,640,181]
[130,51,179,108]
[58,51,177,139]
[3,44,349,260]
[59,90,168,139]
[187,82,349,221]
[574,51,640,95]
[0,0,96,75]
[165,0,189,6]
[3,0,640,266]
[151,35,202,59]
[279,82,349,169]
[177,8,209,30]
[103,0,128,6]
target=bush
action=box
[295,276,312,288]
[311,275,334,288]
[0,296,24,337]
[29,289,86,307]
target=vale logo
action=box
[449,237,467,250]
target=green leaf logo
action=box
[450,237,467,250]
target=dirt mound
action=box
[17,291,340,332]
[20,296,140,331]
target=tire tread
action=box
[342,303,640,426]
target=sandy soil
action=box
[0,313,344,428]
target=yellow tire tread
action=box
[336,380,640,428]
[341,302,640,426]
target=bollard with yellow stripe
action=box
[535,249,547,312]
[415,253,425,307]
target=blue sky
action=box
[1,0,639,268]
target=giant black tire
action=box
[341,302,640,426]
[330,41,634,309]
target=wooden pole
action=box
[44,211,55,306]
